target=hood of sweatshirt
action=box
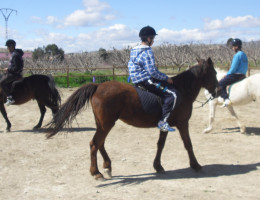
[13,49,24,57]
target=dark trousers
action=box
[219,74,245,100]
[135,78,178,122]
[0,73,22,96]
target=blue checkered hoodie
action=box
[128,45,168,83]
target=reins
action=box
[194,96,214,109]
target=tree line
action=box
[1,40,260,75]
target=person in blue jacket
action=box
[219,38,248,107]
[128,26,179,132]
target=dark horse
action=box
[46,58,218,180]
[0,74,61,131]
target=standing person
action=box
[128,26,179,132]
[0,39,24,106]
[219,38,248,107]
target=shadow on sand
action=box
[10,127,96,134]
[97,162,260,187]
[222,126,260,135]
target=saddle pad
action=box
[135,87,161,114]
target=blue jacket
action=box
[128,45,168,83]
[227,51,248,75]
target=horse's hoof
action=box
[157,169,166,174]
[203,127,212,133]
[154,164,165,174]
[5,128,10,132]
[103,168,112,179]
[191,163,202,171]
[94,174,105,181]
[240,126,246,134]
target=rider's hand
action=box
[4,68,8,72]
[167,78,173,84]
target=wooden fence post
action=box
[66,66,69,87]
[113,65,115,80]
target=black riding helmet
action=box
[231,38,242,48]
[5,39,16,47]
[139,26,157,42]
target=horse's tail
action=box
[46,83,98,138]
[47,75,61,108]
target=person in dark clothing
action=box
[0,39,24,106]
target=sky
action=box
[0,0,260,53]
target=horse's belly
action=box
[120,112,160,128]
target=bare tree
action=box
[244,41,260,67]
[154,42,194,72]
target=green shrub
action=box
[53,72,130,87]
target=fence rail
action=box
[1,65,259,87]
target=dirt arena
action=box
[0,87,259,200]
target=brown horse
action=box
[0,74,61,131]
[46,58,218,180]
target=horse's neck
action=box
[174,71,202,101]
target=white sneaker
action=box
[158,121,176,132]
[221,99,231,107]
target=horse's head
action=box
[196,57,219,97]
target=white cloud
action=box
[31,16,43,24]
[83,0,110,12]
[75,24,138,51]
[63,0,115,27]
[30,0,115,28]
[204,15,260,30]
[156,28,219,43]
[46,16,60,25]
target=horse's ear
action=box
[207,57,214,66]
[196,57,201,64]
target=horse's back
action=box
[247,74,260,101]
[93,81,138,108]
[24,74,51,83]
[92,81,159,127]
[229,74,260,104]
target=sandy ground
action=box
[0,87,260,200]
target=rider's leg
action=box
[0,74,19,105]
[158,85,178,132]
[219,74,245,106]
[140,79,178,132]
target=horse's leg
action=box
[51,106,59,117]
[99,143,112,179]
[0,103,11,132]
[153,130,168,173]
[33,101,46,129]
[203,99,217,133]
[226,105,246,133]
[177,122,202,170]
[90,124,114,180]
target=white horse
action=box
[204,68,260,133]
